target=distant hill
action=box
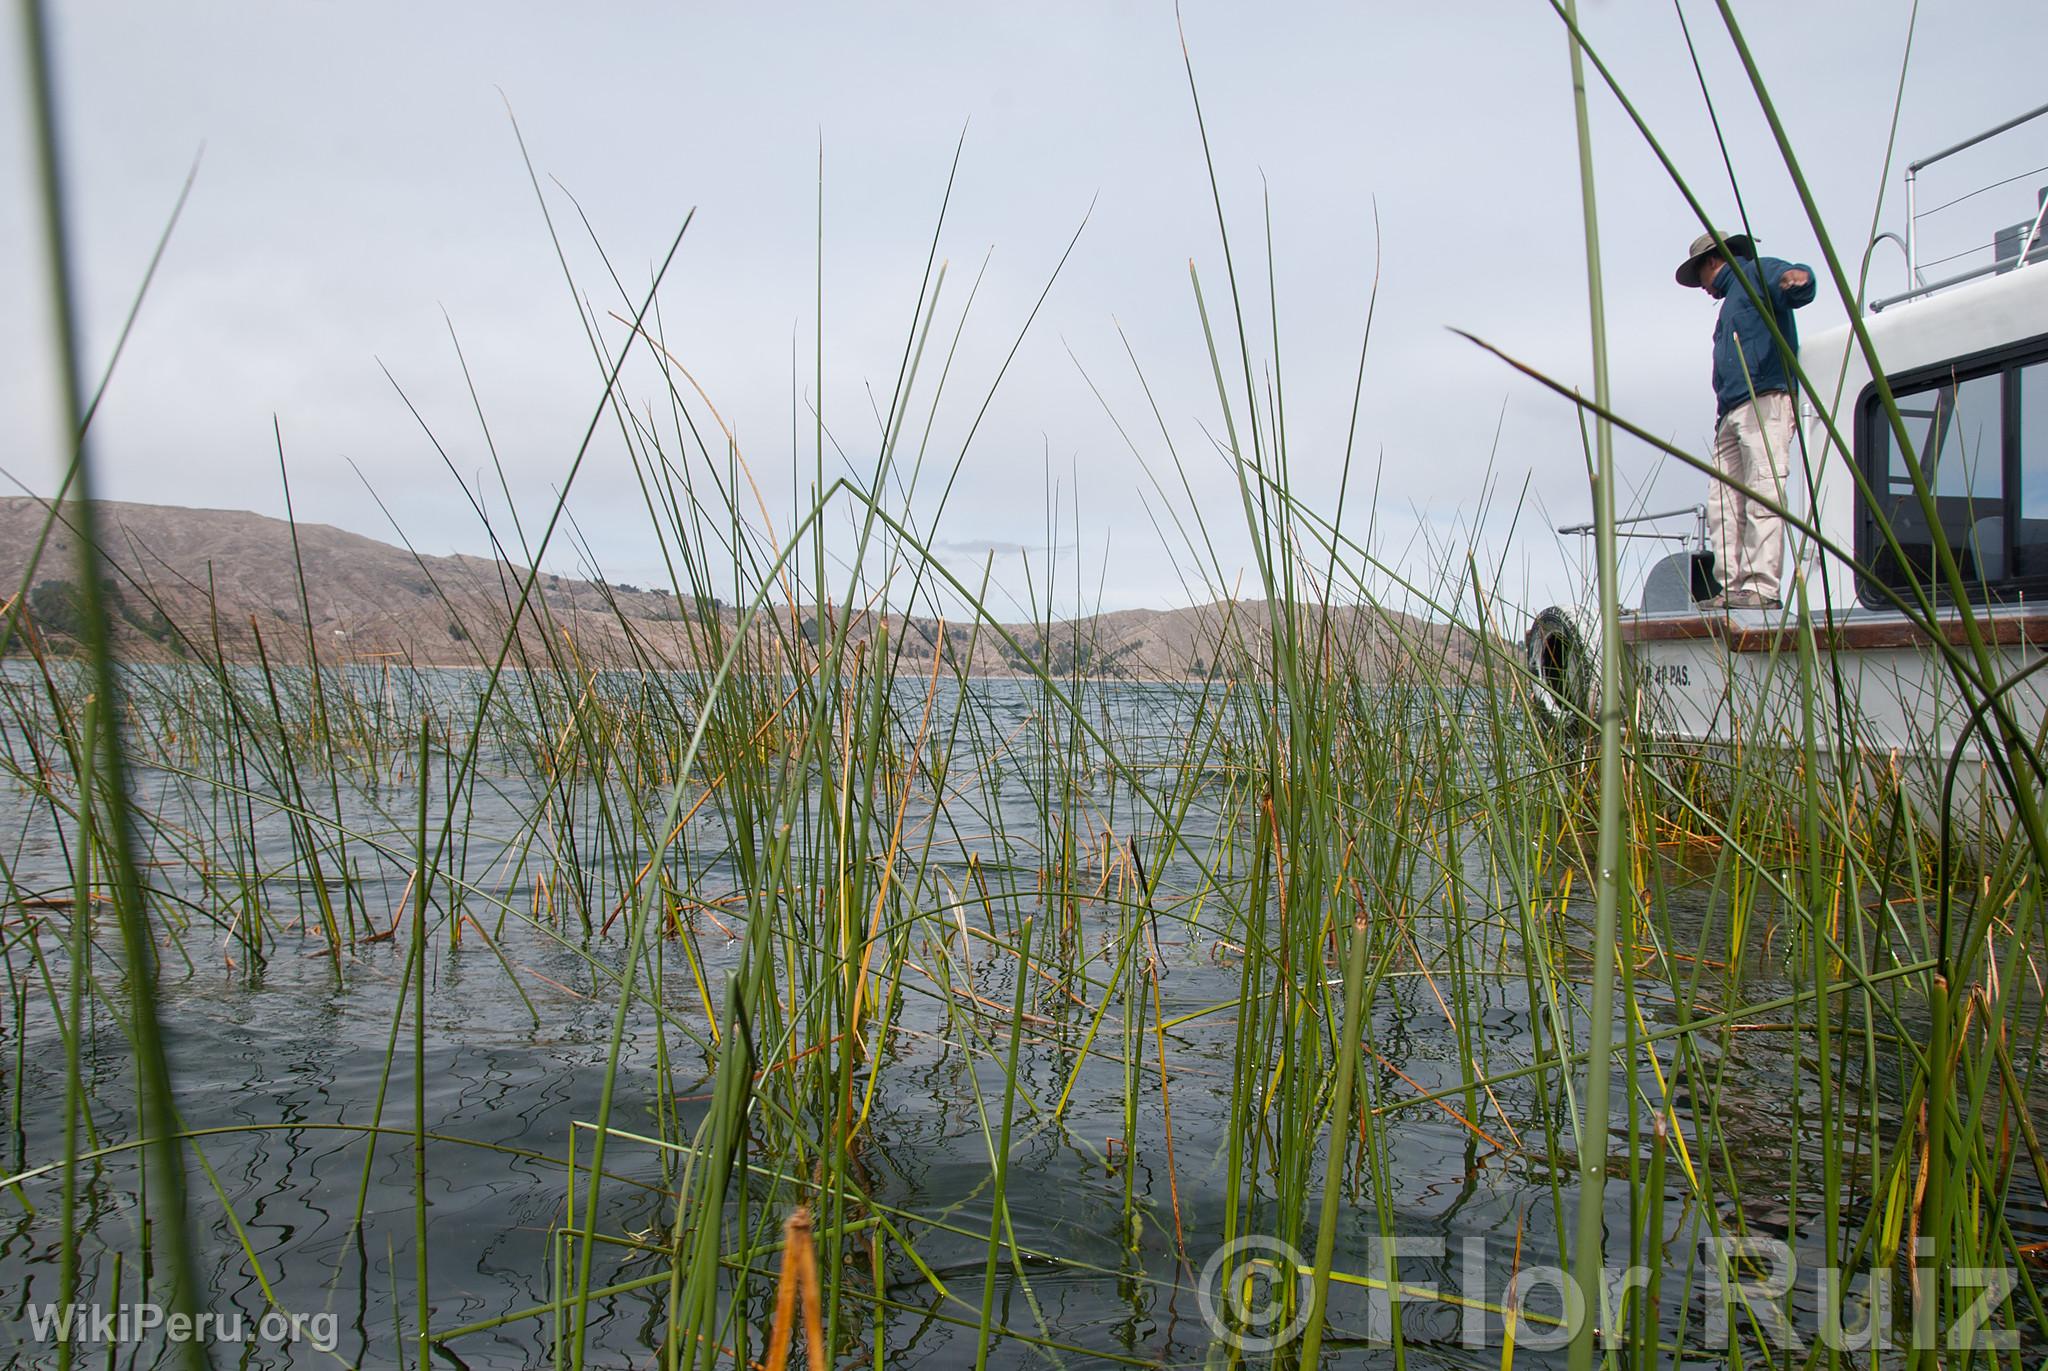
[0,498,1474,680]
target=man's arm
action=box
[1771,257,1817,308]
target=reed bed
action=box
[4,3,2046,1367]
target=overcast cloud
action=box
[3,3,2043,619]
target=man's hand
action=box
[1779,267,1811,290]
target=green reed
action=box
[4,6,2048,1368]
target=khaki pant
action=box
[1709,390,1793,601]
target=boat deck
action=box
[1618,605,2048,652]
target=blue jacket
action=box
[1707,254,1816,418]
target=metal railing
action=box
[1882,101,2048,311]
[1557,505,1706,546]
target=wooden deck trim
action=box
[1619,610,2048,653]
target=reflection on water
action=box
[0,667,2038,1367]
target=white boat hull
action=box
[1621,604,2048,820]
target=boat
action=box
[1525,104,2048,819]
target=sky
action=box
[3,2,2045,622]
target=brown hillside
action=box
[0,498,1473,679]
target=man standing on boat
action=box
[1675,230,1816,609]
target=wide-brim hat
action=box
[1675,229,1755,287]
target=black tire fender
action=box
[1523,605,1600,739]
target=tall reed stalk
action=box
[5,11,2046,1369]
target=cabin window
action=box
[2019,360,2048,579]
[1858,334,2048,600]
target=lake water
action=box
[1,665,2037,1367]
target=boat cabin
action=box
[1528,105,2048,769]
[1803,228,2048,614]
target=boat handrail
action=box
[1557,504,1705,544]
[1870,251,2026,313]
[1899,102,2048,303]
[1557,505,1701,535]
[1908,100,2048,176]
